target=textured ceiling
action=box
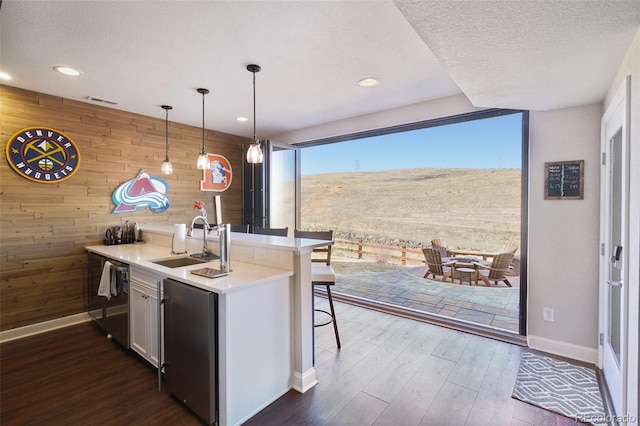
[394,0,640,111]
[1,0,638,141]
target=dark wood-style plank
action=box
[0,323,202,425]
[1,301,579,426]
[246,300,579,426]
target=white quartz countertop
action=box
[85,243,294,295]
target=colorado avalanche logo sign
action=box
[5,127,81,183]
[112,170,170,213]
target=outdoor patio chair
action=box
[253,227,288,237]
[422,247,454,282]
[501,242,519,255]
[430,238,451,258]
[474,252,515,286]
[294,230,341,350]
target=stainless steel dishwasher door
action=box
[104,260,130,348]
[86,252,105,326]
[85,253,129,348]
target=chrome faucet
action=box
[187,215,215,258]
[218,224,230,273]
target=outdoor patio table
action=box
[456,267,478,285]
[444,257,482,285]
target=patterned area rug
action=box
[512,352,607,425]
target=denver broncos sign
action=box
[200,153,233,192]
[112,169,170,213]
[5,127,81,183]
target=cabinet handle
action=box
[157,280,162,392]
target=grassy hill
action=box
[301,167,521,253]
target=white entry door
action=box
[599,77,630,416]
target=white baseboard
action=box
[0,313,91,343]
[292,367,318,393]
[528,334,598,365]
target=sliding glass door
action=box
[295,109,528,337]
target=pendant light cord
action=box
[253,70,257,143]
[165,108,169,158]
[202,90,205,152]
[161,104,172,162]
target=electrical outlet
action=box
[543,307,555,322]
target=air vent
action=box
[86,96,119,105]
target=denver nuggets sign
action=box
[5,127,81,183]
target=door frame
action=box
[598,75,631,416]
[294,108,528,338]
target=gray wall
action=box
[527,103,602,360]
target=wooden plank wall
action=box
[0,85,246,331]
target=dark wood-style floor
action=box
[1,301,578,425]
[0,322,202,425]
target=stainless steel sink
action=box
[151,257,207,268]
[189,252,219,261]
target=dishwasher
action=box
[85,252,130,348]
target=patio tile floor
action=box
[330,262,520,333]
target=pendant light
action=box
[160,105,173,174]
[246,64,264,164]
[196,88,211,170]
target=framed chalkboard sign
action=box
[544,160,584,200]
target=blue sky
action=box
[301,112,523,175]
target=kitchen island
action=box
[86,226,326,426]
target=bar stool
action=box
[294,230,341,352]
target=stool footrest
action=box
[314,308,334,327]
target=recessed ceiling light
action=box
[358,77,379,87]
[236,116,249,122]
[0,71,12,81]
[53,66,82,76]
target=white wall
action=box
[527,104,603,362]
[604,29,639,420]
